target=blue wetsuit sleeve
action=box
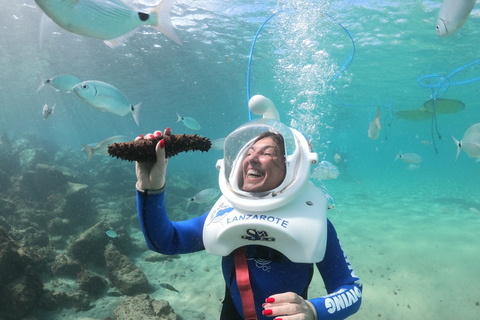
[136,190,207,255]
[309,220,363,319]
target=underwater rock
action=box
[36,246,57,266]
[42,289,91,311]
[77,269,108,298]
[62,182,94,226]
[0,216,11,231]
[104,243,150,296]
[114,294,177,320]
[51,254,82,277]
[0,137,19,174]
[0,227,39,287]
[0,198,15,222]
[96,165,135,188]
[35,164,71,194]
[0,169,11,191]
[11,137,32,154]
[19,148,50,171]
[0,228,43,320]
[108,226,135,256]
[69,220,112,266]
[15,170,38,195]
[97,208,125,231]
[108,134,212,162]
[47,217,71,236]
[0,265,44,320]
[23,229,50,248]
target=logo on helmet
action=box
[241,229,275,242]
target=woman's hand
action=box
[135,128,171,191]
[262,292,317,320]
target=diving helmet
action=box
[215,96,318,212]
[204,96,327,262]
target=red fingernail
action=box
[266,297,275,303]
[139,134,145,138]
[160,139,165,149]
[274,318,283,320]
[148,134,154,139]
[262,309,273,316]
[166,127,171,131]
[155,131,162,137]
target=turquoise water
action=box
[1,0,479,319]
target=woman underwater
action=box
[135,108,362,320]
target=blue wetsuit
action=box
[137,190,362,320]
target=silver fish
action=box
[394,152,423,164]
[34,0,181,48]
[73,81,141,126]
[176,112,201,130]
[37,74,81,93]
[81,135,131,162]
[436,0,476,37]
[368,106,381,140]
[211,137,226,151]
[186,188,220,210]
[452,123,480,161]
[42,103,55,119]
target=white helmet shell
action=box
[216,118,318,212]
[205,117,328,263]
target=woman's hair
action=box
[252,131,286,168]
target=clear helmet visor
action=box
[223,118,298,197]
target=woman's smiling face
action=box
[241,136,286,193]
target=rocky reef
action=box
[0,133,179,320]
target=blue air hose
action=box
[247,11,282,120]
[418,59,480,98]
[246,10,356,119]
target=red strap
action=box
[234,246,258,320]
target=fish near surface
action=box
[73,81,141,126]
[34,0,182,48]
[37,74,81,92]
[394,152,423,164]
[436,0,476,36]
[452,123,480,161]
[368,106,381,140]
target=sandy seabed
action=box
[43,175,480,320]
